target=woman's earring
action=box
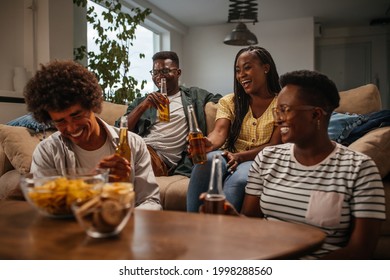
[317,119,321,130]
[264,71,268,74]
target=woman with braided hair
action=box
[187,46,282,212]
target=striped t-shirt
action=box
[246,142,386,259]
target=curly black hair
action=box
[227,46,281,152]
[24,60,103,124]
[279,70,340,116]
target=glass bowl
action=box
[72,182,135,238]
[20,168,109,218]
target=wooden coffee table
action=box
[0,200,325,260]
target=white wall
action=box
[316,26,390,109]
[0,0,73,124]
[0,0,24,91]
[179,17,315,95]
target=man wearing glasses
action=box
[118,51,221,176]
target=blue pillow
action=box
[7,113,55,132]
[328,112,368,143]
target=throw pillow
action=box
[0,125,44,174]
[336,84,381,115]
[7,113,55,132]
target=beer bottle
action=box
[187,104,207,164]
[115,116,131,181]
[158,78,170,122]
[204,154,225,214]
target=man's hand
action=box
[142,92,169,110]
[98,154,131,182]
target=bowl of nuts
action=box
[20,168,109,218]
[72,182,135,238]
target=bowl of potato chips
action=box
[20,168,109,218]
[72,182,135,238]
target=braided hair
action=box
[227,46,280,152]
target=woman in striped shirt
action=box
[243,70,386,259]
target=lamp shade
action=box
[223,22,258,46]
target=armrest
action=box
[348,126,390,178]
[0,145,14,177]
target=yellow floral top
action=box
[215,93,276,152]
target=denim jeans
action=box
[346,110,390,144]
[328,110,390,145]
[186,150,253,213]
[328,112,368,143]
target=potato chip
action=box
[28,177,101,216]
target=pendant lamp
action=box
[224,0,258,46]
[223,22,258,46]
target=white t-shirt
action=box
[144,91,189,168]
[71,136,115,169]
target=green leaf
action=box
[73,0,151,104]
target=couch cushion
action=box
[98,101,128,126]
[348,126,390,178]
[336,84,381,115]
[205,102,218,134]
[156,175,189,211]
[0,125,47,174]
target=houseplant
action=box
[73,0,151,104]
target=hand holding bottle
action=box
[198,192,240,216]
[187,105,207,164]
[99,116,132,182]
[98,154,131,182]
[202,154,227,214]
[142,91,170,111]
[157,78,170,122]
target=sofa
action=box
[0,84,389,259]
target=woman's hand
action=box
[221,151,240,173]
[187,137,213,159]
[198,192,240,216]
[98,154,131,182]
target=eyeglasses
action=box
[272,105,325,120]
[149,68,178,76]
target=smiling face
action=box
[275,85,318,145]
[235,51,270,96]
[49,104,102,150]
[151,58,181,96]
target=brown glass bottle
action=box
[204,154,225,214]
[187,105,207,164]
[115,116,131,181]
[158,78,170,122]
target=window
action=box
[87,1,155,97]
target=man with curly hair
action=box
[24,60,161,210]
